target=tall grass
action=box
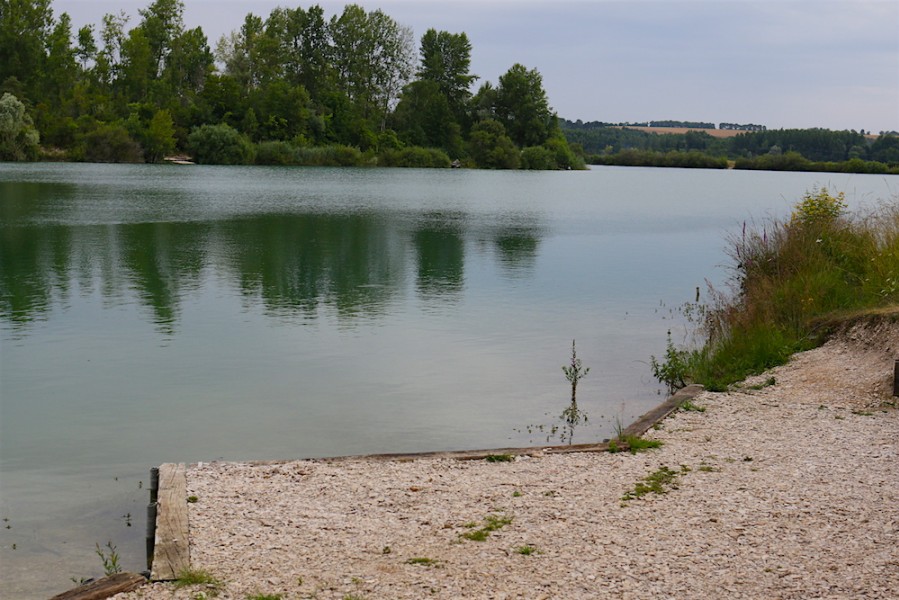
[676,188,899,390]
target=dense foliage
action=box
[561,119,899,173]
[659,189,899,390]
[0,0,583,169]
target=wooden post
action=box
[149,467,160,504]
[146,501,157,571]
[894,360,899,397]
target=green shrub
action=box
[294,144,364,166]
[671,190,899,390]
[0,93,40,161]
[520,146,556,170]
[255,140,297,165]
[82,123,144,163]
[188,123,255,165]
[378,146,450,168]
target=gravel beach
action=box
[114,319,899,600]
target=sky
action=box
[53,0,899,133]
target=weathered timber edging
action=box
[47,573,146,600]
[244,384,706,465]
[149,463,189,581]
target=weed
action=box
[747,377,776,390]
[698,465,718,472]
[668,193,899,391]
[381,546,391,555]
[621,465,687,501]
[187,495,199,503]
[680,400,706,412]
[559,339,590,444]
[512,490,522,497]
[248,595,283,600]
[406,557,438,566]
[607,434,663,454]
[515,545,539,555]
[174,568,221,590]
[460,514,513,542]
[485,454,514,463]
[650,330,691,395]
[743,456,753,462]
[95,541,122,576]
[851,410,874,416]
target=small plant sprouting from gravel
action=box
[247,594,283,600]
[406,557,439,566]
[512,490,522,497]
[485,454,514,463]
[460,514,513,541]
[515,544,539,555]
[187,495,199,503]
[621,465,688,502]
[747,376,776,390]
[174,568,222,590]
[607,435,663,454]
[680,400,706,412]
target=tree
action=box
[0,0,55,98]
[391,79,462,155]
[468,119,519,169]
[494,63,553,148]
[188,122,254,164]
[142,109,175,162]
[418,29,476,121]
[138,0,184,78]
[330,5,413,129]
[0,92,40,160]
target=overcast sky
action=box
[54,0,899,132]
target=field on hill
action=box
[614,126,746,138]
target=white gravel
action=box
[115,320,899,600]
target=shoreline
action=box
[104,320,899,600]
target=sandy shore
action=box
[114,320,899,600]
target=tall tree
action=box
[330,5,413,128]
[418,29,476,120]
[0,0,55,97]
[138,0,184,77]
[494,63,553,148]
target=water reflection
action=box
[1,182,543,331]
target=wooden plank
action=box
[623,384,705,438]
[49,572,145,600]
[150,463,189,581]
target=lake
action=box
[0,163,894,597]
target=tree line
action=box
[0,0,584,169]
[561,120,899,173]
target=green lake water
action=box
[0,163,894,597]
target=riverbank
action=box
[111,318,899,600]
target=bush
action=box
[378,146,450,168]
[520,146,556,170]
[293,144,363,166]
[82,123,144,163]
[0,92,40,161]
[468,119,520,169]
[188,123,255,165]
[255,140,297,165]
[666,190,899,390]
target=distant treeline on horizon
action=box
[566,120,768,132]
[560,119,899,174]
